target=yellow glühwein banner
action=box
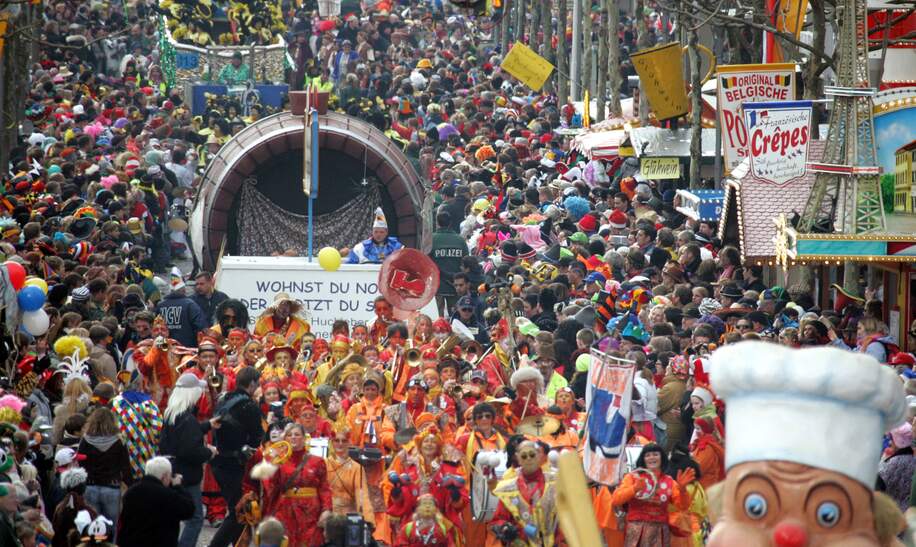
[500,42,554,91]
[640,157,681,179]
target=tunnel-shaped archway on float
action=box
[190,111,424,271]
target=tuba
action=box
[435,335,460,360]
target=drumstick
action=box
[556,451,603,547]
[519,390,533,422]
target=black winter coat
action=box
[159,410,212,486]
[118,476,195,547]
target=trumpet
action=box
[208,366,224,391]
[404,347,422,367]
[393,346,422,388]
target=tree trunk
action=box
[501,0,513,53]
[689,29,702,189]
[532,0,543,53]
[596,2,608,122]
[557,0,569,104]
[606,0,622,117]
[1,7,32,173]
[636,0,651,125]
[516,0,525,43]
[804,0,827,100]
[543,0,554,63]
[581,0,592,99]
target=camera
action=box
[345,513,371,547]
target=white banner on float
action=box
[215,256,437,339]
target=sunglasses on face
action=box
[517,452,538,460]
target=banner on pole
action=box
[743,100,812,186]
[583,350,635,486]
[717,63,796,174]
[500,42,555,91]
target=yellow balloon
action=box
[317,247,342,272]
[24,277,48,295]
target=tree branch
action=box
[655,0,835,68]
[28,27,131,50]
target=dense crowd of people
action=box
[2,0,915,547]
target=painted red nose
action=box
[772,520,808,547]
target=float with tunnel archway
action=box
[189,110,425,271]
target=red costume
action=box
[260,449,333,547]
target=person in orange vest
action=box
[345,369,392,543]
[456,402,507,547]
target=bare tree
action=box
[557,0,569,104]
[596,3,608,122]
[606,0,622,117]
[0,7,35,172]
[500,0,513,53]
[688,28,702,188]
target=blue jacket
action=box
[346,236,403,264]
[154,292,208,347]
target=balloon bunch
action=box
[5,262,49,337]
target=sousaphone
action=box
[324,353,369,389]
[378,249,440,311]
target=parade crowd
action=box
[1,0,915,546]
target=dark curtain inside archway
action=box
[226,148,398,256]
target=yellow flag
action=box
[583,89,591,128]
[500,42,555,91]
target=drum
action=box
[470,450,508,522]
[309,437,330,458]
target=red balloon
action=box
[5,261,26,291]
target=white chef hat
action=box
[710,342,905,487]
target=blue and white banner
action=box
[742,100,813,186]
[583,350,635,486]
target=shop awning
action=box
[572,129,628,160]
[628,127,718,158]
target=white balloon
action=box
[22,309,49,336]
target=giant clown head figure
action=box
[708,342,906,547]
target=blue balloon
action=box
[18,285,46,312]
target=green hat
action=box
[559,247,575,260]
[569,232,588,245]
[515,317,540,337]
